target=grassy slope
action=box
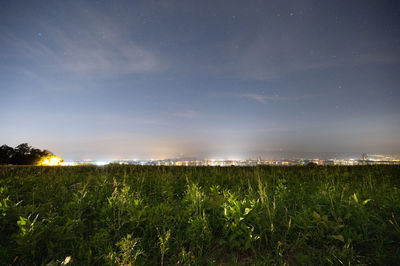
[0,165,399,265]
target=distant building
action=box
[361,153,368,161]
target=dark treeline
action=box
[0,143,53,165]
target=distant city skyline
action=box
[1,1,399,161]
[58,153,400,167]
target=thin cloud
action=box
[239,93,282,104]
[170,110,198,119]
[225,5,400,82]
[0,6,165,79]
[232,37,400,81]
[240,93,315,104]
[211,91,315,104]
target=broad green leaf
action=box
[61,256,71,265]
[362,199,371,205]
[330,234,345,242]
[353,193,358,203]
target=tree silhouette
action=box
[0,143,54,165]
[0,145,15,164]
[13,143,32,164]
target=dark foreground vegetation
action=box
[0,165,399,265]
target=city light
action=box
[50,154,400,167]
[60,161,76,166]
[94,161,109,166]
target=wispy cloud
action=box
[240,93,315,104]
[0,5,165,79]
[170,110,198,119]
[211,91,314,105]
[239,93,282,104]
[224,4,400,82]
[231,35,400,81]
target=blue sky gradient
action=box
[1,0,399,160]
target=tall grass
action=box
[0,165,399,264]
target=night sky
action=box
[1,0,399,160]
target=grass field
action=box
[0,165,399,265]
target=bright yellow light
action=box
[39,156,63,166]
